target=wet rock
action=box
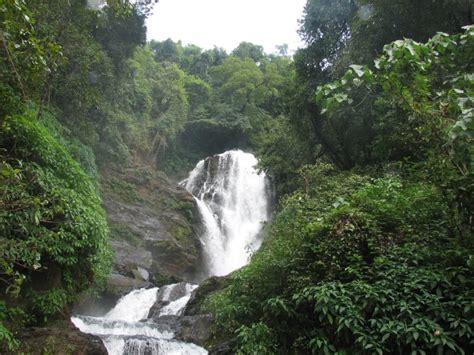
[208,338,238,355]
[177,314,214,346]
[9,320,107,355]
[158,282,192,302]
[100,163,204,283]
[106,273,152,297]
[104,198,168,243]
[149,282,196,319]
[148,239,200,280]
[111,239,153,276]
[132,267,150,281]
[147,314,182,333]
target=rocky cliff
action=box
[100,162,205,294]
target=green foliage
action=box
[280,0,474,183]
[0,112,111,323]
[20,0,156,167]
[236,322,277,355]
[122,46,189,166]
[316,27,474,229]
[94,5,146,69]
[38,108,99,177]
[204,23,473,355]
[0,301,22,351]
[1,2,472,354]
[208,167,473,353]
[148,38,296,176]
[232,42,265,63]
[27,289,69,322]
[0,320,17,351]
[0,0,62,114]
[257,116,312,195]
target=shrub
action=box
[0,112,111,326]
[207,169,473,353]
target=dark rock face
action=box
[110,239,153,276]
[106,274,152,296]
[148,282,195,320]
[159,282,190,301]
[100,164,204,284]
[182,276,236,352]
[177,314,214,345]
[9,321,107,355]
[209,338,238,355]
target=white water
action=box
[158,283,198,316]
[72,285,207,355]
[184,150,271,276]
[105,288,158,322]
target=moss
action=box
[102,175,142,203]
[151,271,181,287]
[172,201,195,221]
[108,223,143,247]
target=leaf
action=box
[350,65,365,77]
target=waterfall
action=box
[184,150,271,276]
[72,285,207,355]
[72,150,271,354]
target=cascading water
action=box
[72,150,271,354]
[72,285,207,355]
[183,150,272,276]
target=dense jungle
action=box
[0,0,473,354]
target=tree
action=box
[289,0,474,171]
[0,0,62,116]
[232,41,265,63]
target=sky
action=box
[146,0,307,54]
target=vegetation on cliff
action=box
[0,110,110,349]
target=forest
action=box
[0,0,473,353]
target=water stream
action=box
[73,150,271,354]
[72,284,206,354]
[184,150,271,276]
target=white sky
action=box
[146,0,307,54]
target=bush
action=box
[0,112,111,326]
[206,168,473,353]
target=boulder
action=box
[9,320,107,355]
[208,338,238,355]
[177,314,214,346]
[132,267,150,281]
[106,273,151,297]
